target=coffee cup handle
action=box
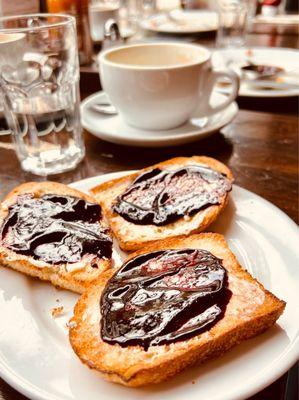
[199,69,239,117]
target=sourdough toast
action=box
[0,182,112,293]
[69,233,285,386]
[91,156,233,252]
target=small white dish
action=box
[212,47,299,98]
[0,171,298,400]
[140,10,218,34]
[81,91,238,147]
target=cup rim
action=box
[0,32,26,43]
[0,13,75,33]
[99,42,211,71]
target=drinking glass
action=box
[216,0,248,48]
[140,0,157,17]
[0,14,85,176]
[119,0,156,33]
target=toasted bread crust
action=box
[0,182,112,294]
[69,233,285,386]
[91,156,234,252]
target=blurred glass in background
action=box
[118,0,157,37]
[216,0,256,48]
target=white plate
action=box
[212,47,299,97]
[0,171,298,400]
[81,91,238,147]
[140,10,218,34]
[254,14,299,26]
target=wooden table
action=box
[0,25,298,400]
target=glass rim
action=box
[0,13,75,33]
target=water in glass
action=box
[0,14,85,175]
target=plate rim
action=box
[139,11,218,34]
[254,14,299,26]
[0,170,298,400]
[80,91,238,147]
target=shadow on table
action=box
[237,96,299,115]
[88,130,234,169]
[0,379,28,400]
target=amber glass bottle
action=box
[47,0,93,65]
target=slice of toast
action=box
[0,182,112,294]
[69,233,285,387]
[91,156,233,252]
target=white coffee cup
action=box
[99,42,239,131]
[88,3,119,41]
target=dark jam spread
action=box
[100,249,231,350]
[113,165,232,226]
[1,194,112,264]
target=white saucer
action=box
[81,91,238,147]
[212,47,299,98]
[0,171,298,400]
[140,10,218,34]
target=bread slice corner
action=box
[69,233,285,386]
[0,181,112,293]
